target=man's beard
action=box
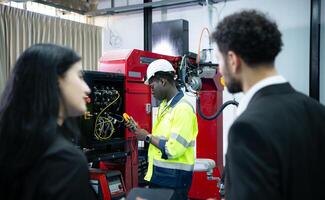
[223,62,242,94]
[226,78,242,93]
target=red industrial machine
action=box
[89,168,127,200]
[84,49,224,199]
[97,49,179,194]
[188,74,224,199]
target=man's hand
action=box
[124,116,139,131]
[124,116,150,141]
[133,128,150,141]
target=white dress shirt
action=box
[236,75,287,117]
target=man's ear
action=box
[227,51,242,74]
[160,78,167,86]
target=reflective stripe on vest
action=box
[153,159,194,172]
[170,133,195,148]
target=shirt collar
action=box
[166,91,183,107]
[236,75,287,117]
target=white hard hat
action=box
[144,59,175,85]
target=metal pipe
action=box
[144,0,152,51]
[87,0,206,16]
[309,0,321,101]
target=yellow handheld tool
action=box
[123,113,137,130]
[123,113,131,121]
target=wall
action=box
[95,13,144,52]
[94,5,213,53]
[94,0,311,163]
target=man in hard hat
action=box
[126,59,198,200]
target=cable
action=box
[93,91,121,141]
[197,96,238,120]
[197,27,211,65]
[94,117,115,140]
[109,112,124,123]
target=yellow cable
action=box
[93,91,120,141]
[95,117,113,140]
[94,117,114,140]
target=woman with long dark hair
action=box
[0,44,97,200]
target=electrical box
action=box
[80,71,125,150]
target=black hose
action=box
[197,96,239,120]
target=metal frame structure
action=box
[88,0,204,16]
[33,0,86,14]
[144,0,152,51]
[309,0,321,101]
[7,0,229,16]
[86,0,226,16]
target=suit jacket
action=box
[225,83,325,200]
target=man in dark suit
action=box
[212,10,325,200]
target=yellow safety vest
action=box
[145,91,198,187]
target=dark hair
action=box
[0,44,81,177]
[212,10,283,66]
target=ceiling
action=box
[3,0,228,16]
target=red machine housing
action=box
[188,75,224,200]
[98,49,223,199]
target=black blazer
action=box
[225,83,325,200]
[9,126,97,200]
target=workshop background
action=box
[0,0,324,199]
